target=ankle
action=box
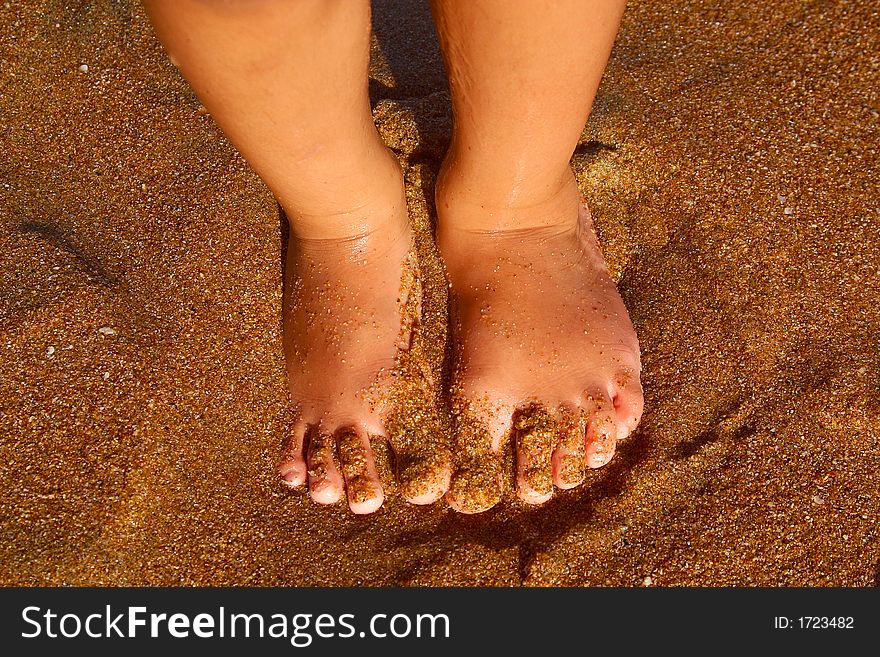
[283,147,409,243]
[434,163,581,244]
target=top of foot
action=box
[437,175,644,512]
[278,164,449,514]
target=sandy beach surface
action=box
[1,0,878,586]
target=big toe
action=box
[397,444,452,505]
[445,402,508,513]
[446,462,503,513]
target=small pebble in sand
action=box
[98,326,116,336]
[812,495,825,505]
[777,195,786,204]
[46,346,55,357]
[642,575,653,586]
[102,372,110,381]
[78,64,88,73]
[783,206,793,215]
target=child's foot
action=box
[277,156,447,513]
[436,172,644,513]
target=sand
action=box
[1,0,878,586]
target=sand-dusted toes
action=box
[437,174,644,512]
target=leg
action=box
[431,0,643,511]
[144,0,448,512]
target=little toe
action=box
[552,407,587,489]
[584,392,618,469]
[513,404,556,504]
[279,420,308,488]
[613,377,645,441]
[336,429,385,514]
[306,429,344,504]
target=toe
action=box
[397,444,452,505]
[446,465,503,513]
[613,377,644,440]
[513,404,556,504]
[278,420,307,488]
[552,407,586,489]
[584,392,618,468]
[386,359,450,505]
[306,429,344,504]
[336,429,385,514]
[445,400,509,514]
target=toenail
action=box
[522,467,553,496]
[556,454,585,486]
[587,450,614,468]
[449,466,502,513]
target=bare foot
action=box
[436,172,644,513]
[277,158,448,513]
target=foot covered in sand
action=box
[277,161,448,513]
[437,173,644,513]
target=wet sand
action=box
[1,0,878,586]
